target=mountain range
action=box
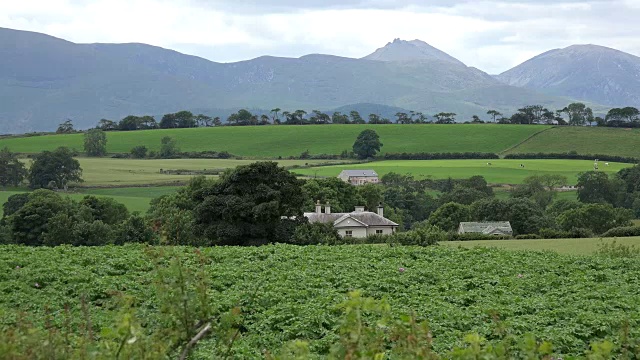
[1,28,639,133]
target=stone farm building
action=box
[304,202,399,238]
[338,170,379,186]
[458,222,513,236]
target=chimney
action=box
[354,206,365,213]
[325,202,331,214]
[377,204,384,217]
[315,200,322,214]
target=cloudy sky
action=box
[1,0,639,73]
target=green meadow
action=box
[442,237,640,256]
[295,159,631,184]
[21,158,344,186]
[0,124,549,156]
[3,125,640,158]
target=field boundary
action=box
[498,126,556,156]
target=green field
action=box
[296,159,631,184]
[0,124,549,157]
[443,237,640,255]
[1,244,639,357]
[0,187,178,216]
[22,158,344,186]
[506,126,640,158]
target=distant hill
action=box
[0,27,578,133]
[362,39,464,65]
[497,44,640,107]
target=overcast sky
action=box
[2,0,640,74]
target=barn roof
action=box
[459,222,513,234]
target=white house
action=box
[304,202,399,238]
[458,222,513,236]
[337,170,379,186]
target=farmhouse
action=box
[458,222,513,236]
[304,202,399,238]
[338,170,379,186]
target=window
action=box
[376,230,383,235]
[345,231,353,238]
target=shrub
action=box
[130,145,148,159]
[114,213,157,245]
[288,222,341,245]
[596,240,640,258]
[515,234,541,239]
[601,226,640,238]
[447,233,512,241]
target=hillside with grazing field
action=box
[0,125,549,157]
[15,158,345,186]
[296,159,632,185]
[505,126,640,158]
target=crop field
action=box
[19,158,343,186]
[505,126,640,158]
[1,244,639,358]
[0,124,549,157]
[443,237,640,255]
[295,159,631,184]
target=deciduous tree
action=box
[352,129,383,159]
[83,129,107,157]
[28,147,83,190]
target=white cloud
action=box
[1,0,639,73]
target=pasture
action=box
[505,126,640,158]
[1,244,639,357]
[443,237,640,255]
[0,124,549,156]
[295,159,631,184]
[20,158,343,186]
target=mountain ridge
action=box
[0,27,604,133]
[497,44,640,106]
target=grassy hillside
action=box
[296,159,631,185]
[0,125,549,157]
[506,126,640,158]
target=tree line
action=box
[54,104,640,134]
[2,159,640,247]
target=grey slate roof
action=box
[339,170,378,177]
[458,222,513,234]
[304,211,398,227]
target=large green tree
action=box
[28,147,82,190]
[352,129,383,159]
[576,171,626,206]
[427,202,470,232]
[159,137,179,158]
[558,204,633,235]
[84,129,108,157]
[192,162,306,245]
[0,148,27,187]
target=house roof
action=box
[304,211,398,227]
[459,222,512,234]
[339,170,378,177]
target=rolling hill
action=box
[497,44,640,107]
[0,27,573,133]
